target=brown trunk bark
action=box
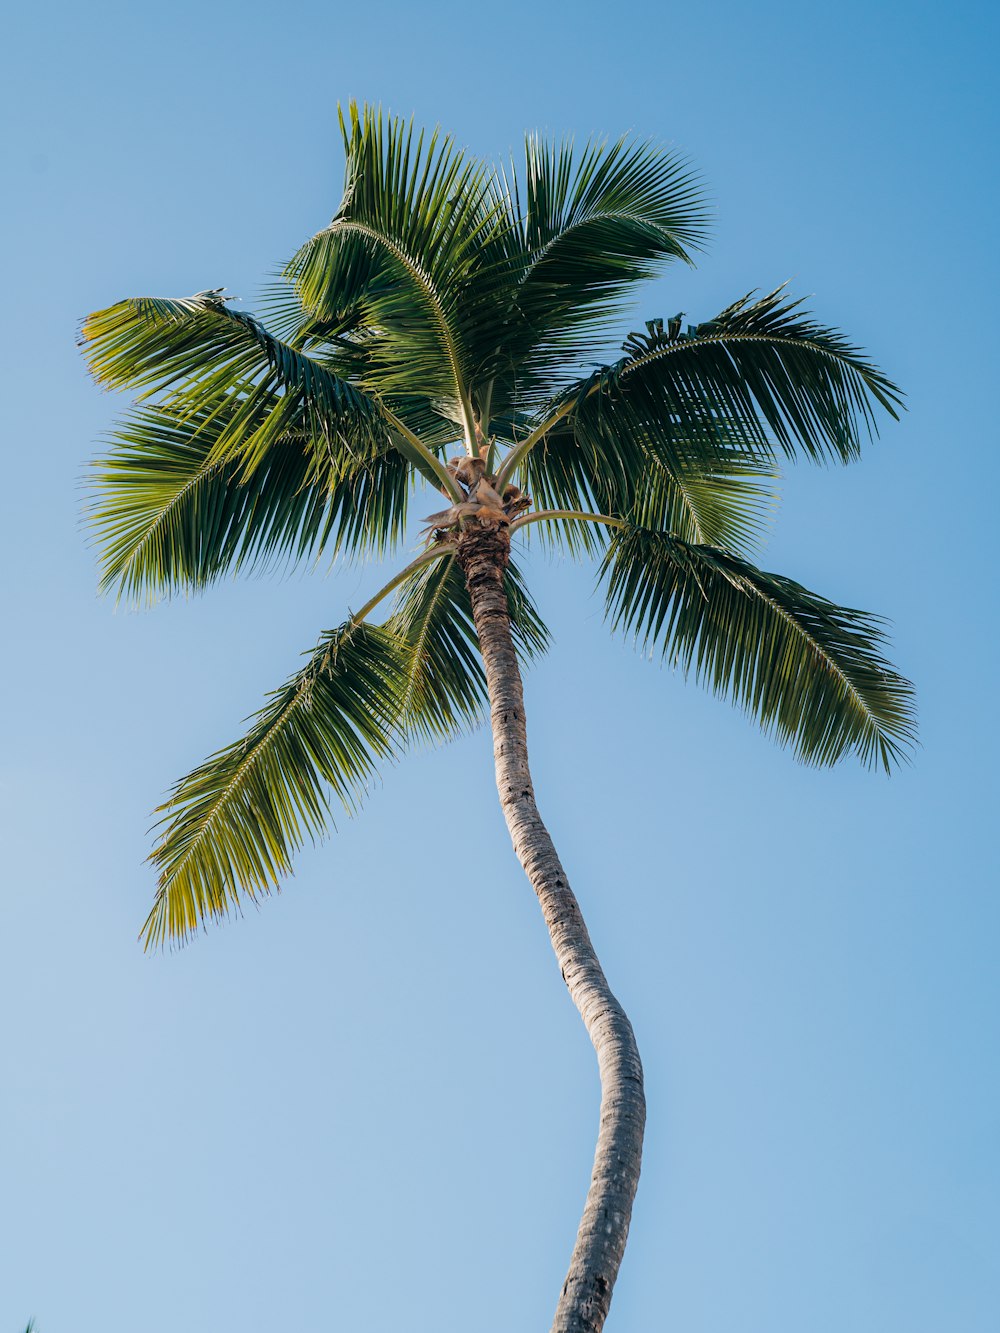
[456,522,646,1333]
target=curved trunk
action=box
[456,523,645,1333]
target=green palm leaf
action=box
[627,449,776,551]
[504,289,900,546]
[256,277,467,458]
[143,621,410,948]
[521,406,776,556]
[600,527,916,771]
[383,551,548,742]
[387,555,486,740]
[288,103,501,430]
[89,395,411,601]
[143,555,549,947]
[502,558,552,662]
[588,290,903,466]
[80,290,388,473]
[479,133,708,405]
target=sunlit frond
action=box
[254,278,466,456]
[80,291,388,474]
[143,622,410,949]
[288,102,501,419]
[142,548,550,946]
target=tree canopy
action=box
[82,103,916,950]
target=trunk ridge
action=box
[456,523,646,1333]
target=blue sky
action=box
[1,1,998,1330]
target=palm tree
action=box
[82,103,915,1333]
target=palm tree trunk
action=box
[456,522,646,1333]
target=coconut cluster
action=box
[422,450,531,540]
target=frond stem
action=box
[494,401,575,491]
[349,545,454,626]
[510,508,626,536]
[379,404,463,498]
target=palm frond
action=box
[478,133,708,405]
[520,405,776,557]
[387,555,486,739]
[386,551,550,738]
[585,291,902,467]
[143,621,409,948]
[629,450,777,551]
[287,102,501,421]
[601,527,916,771]
[80,291,388,473]
[256,276,466,454]
[143,552,550,946]
[89,395,412,601]
[503,557,552,661]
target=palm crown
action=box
[83,102,915,951]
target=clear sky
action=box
[1,1,998,1330]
